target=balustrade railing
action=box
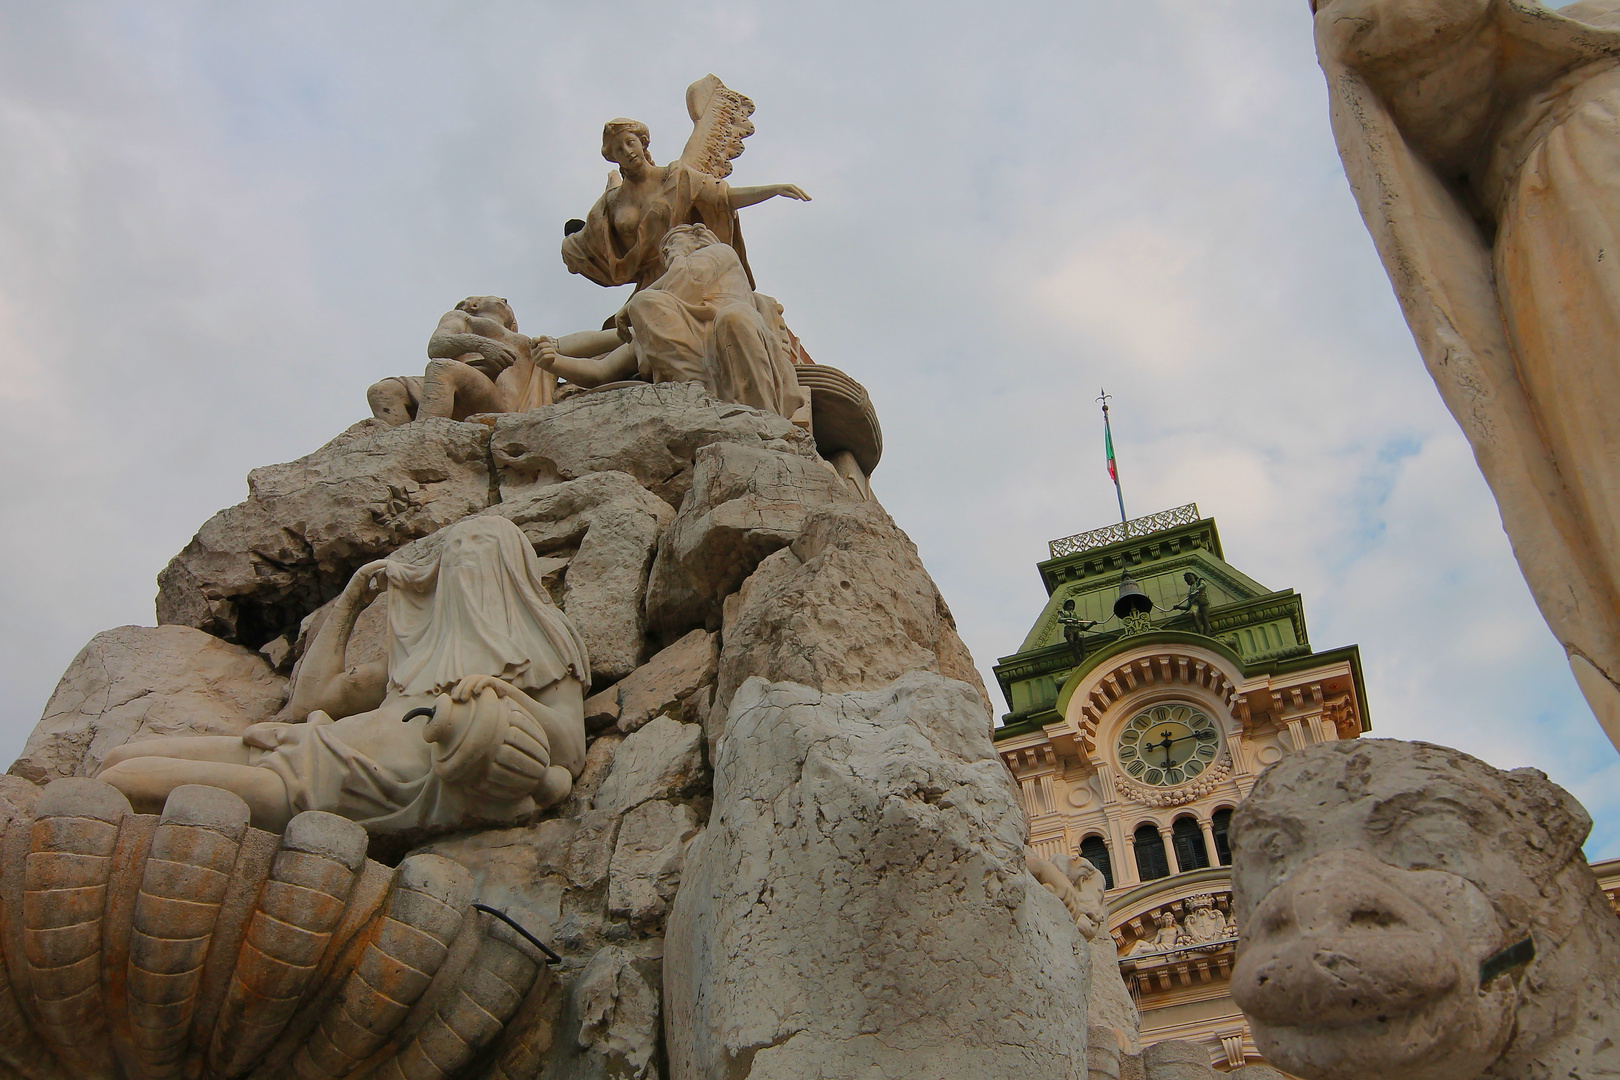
[1048,504,1201,559]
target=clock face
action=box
[1116,703,1221,788]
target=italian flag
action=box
[1106,422,1118,483]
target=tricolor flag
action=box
[1105,420,1118,483]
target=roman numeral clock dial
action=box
[1115,704,1220,787]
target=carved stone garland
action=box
[1114,749,1233,808]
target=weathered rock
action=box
[1141,1041,1219,1080]
[608,800,700,925]
[645,442,854,640]
[594,716,706,817]
[10,625,287,783]
[156,417,493,648]
[387,471,673,687]
[707,500,991,752]
[491,381,820,506]
[665,673,1090,1080]
[1226,1067,1285,1080]
[586,630,719,736]
[1230,740,1620,1080]
[542,945,662,1080]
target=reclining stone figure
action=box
[99,515,589,834]
[368,295,555,425]
[1229,739,1620,1080]
[537,223,811,429]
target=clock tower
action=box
[993,504,1370,1071]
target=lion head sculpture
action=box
[1229,739,1620,1080]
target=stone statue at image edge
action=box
[562,75,810,293]
[1313,0,1620,752]
[367,295,556,426]
[98,516,589,833]
[1229,739,1620,1080]
[537,223,812,429]
[1173,571,1211,636]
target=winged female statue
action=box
[561,75,811,292]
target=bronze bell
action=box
[1113,573,1153,619]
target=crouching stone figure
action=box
[99,516,589,833]
[1230,739,1620,1080]
[368,295,555,424]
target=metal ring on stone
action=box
[472,902,563,964]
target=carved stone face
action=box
[606,128,650,170]
[1229,741,1586,1080]
[1311,0,1494,66]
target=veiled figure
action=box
[98,517,589,832]
[562,77,810,292]
[540,224,812,428]
[1315,0,1620,750]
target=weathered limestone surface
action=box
[10,625,287,783]
[708,500,991,751]
[491,382,819,507]
[607,799,701,925]
[541,945,663,1080]
[1230,740,1620,1080]
[585,630,718,734]
[494,473,673,686]
[156,417,493,647]
[666,673,1090,1080]
[594,716,706,817]
[645,442,854,640]
[1141,1042,1221,1079]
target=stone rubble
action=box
[666,673,1090,1080]
[19,383,1091,1080]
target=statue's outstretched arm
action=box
[533,336,637,388]
[728,183,811,209]
[281,561,389,722]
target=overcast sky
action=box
[3,0,1616,858]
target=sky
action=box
[2,0,1617,859]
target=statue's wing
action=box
[679,74,755,179]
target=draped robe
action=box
[1317,0,1620,750]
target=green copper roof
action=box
[991,509,1367,731]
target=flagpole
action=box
[1099,389,1127,528]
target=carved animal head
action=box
[454,294,518,332]
[1230,739,1616,1080]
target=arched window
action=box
[1171,816,1210,873]
[1212,808,1233,866]
[1134,824,1170,882]
[1079,835,1114,890]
